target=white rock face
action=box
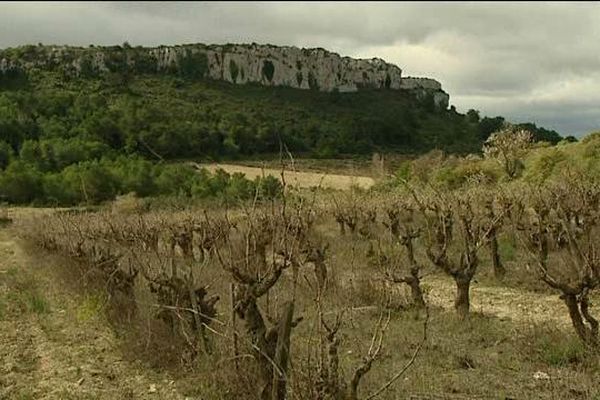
[0,43,449,108]
[399,77,442,90]
[400,77,449,108]
[433,92,450,109]
[150,44,404,92]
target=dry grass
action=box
[221,155,415,178]
[200,163,376,190]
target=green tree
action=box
[515,122,562,145]
[0,161,43,204]
[466,109,480,123]
[109,156,157,197]
[155,164,197,196]
[0,140,14,170]
[60,161,119,204]
[225,172,256,200]
[0,94,36,150]
[478,116,505,141]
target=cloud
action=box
[0,2,599,136]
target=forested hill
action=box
[0,43,564,162]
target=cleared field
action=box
[198,163,376,190]
[222,155,413,177]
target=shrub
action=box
[0,161,43,204]
[27,292,50,315]
[155,164,197,197]
[0,140,14,170]
[19,138,112,172]
[483,126,533,179]
[581,131,600,144]
[43,172,79,205]
[109,156,157,197]
[409,149,447,183]
[394,160,412,182]
[432,166,461,189]
[262,60,275,82]
[225,172,256,200]
[229,59,239,82]
[208,168,231,194]
[255,175,283,200]
[178,50,208,79]
[524,147,570,183]
[111,192,147,214]
[452,159,500,186]
[497,236,516,262]
[58,161,119,204]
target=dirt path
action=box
[198,163,376,190]
[422,275,571,328]
[0,228,185,400]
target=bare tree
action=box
[331,190,377,237]
[372,199,426,308]
[316,311,391,400]
[214,206,309,400]
[483,125,533,179]
[517,177,600,346]
[414,188,502,319]
[484,197,507,279]
[314,303,428,400]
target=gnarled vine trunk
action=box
[488,229,505,279]
[454,276,471,320]
[407,275,426,309]
[562,294,598,347]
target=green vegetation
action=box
[179,50,209,79]
[0,156,282,205]
[1,266,50,318]
[4,44,600,400]
[384,129,597,192]
[261,60,275,82]
[0,45,570,207]
[533,326,586,367]
[468,110,564,144]
[0,62,485,158]
[229,59,239,82]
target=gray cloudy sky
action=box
[1,1,599,137]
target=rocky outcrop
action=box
[0,43,449,108]
[400,77,449,109]
[150,44,405,92]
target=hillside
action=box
[0,44,472,157]
[0,42,567,158]
[0,43,564,206]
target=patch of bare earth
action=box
[422,275,570,328]
[198,163,375,190]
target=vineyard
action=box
[1,2,600,397]
[4,165,600,399]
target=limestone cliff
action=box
[0,43,449,108]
